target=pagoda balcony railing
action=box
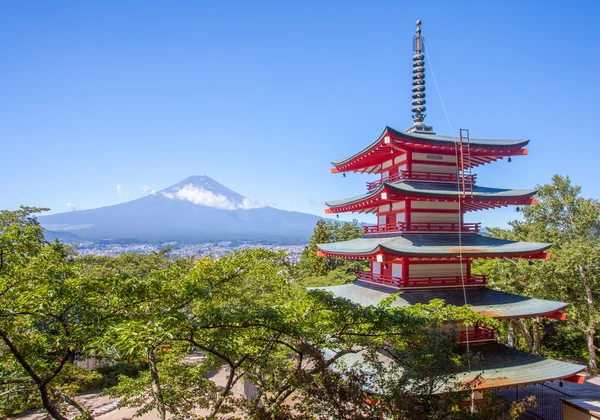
[366,170,477,191]
[363,222,480,236]
[356,271,487,289]
[458,325,495,343]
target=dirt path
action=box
[11,364,245,420]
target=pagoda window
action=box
[371,262,381,275]
[382,159,394,169]
[394,155,407,165]
[391,263,403,279]
[378,214,387,226]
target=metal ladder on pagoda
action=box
[458,128,473,198]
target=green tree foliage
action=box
[297,219,367,286]
[2,209,512,419]
[0,207,108,419]
[474,175,600,369]
[93,248,489,419]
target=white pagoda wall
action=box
[409,263,467,278]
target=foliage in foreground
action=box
[1,207,524,419]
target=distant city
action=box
[74,240,306,262]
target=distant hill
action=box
[38,176,325,244]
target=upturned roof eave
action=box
[316,243,552,259]
[316,235,552,258]
[331,126,531,169]
[310,283,568,320]
[324,182,538,209]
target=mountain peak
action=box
[180,175,212,184]
[159,175,246,205]
[37,174,325,243]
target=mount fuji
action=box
[39,176,325,244]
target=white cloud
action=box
[162,184,265,210]
[239,197,266,209]
[140,185,156,195]
[117,184,129,196]
[66,203,77,211]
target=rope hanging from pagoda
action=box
[412,19,426,124]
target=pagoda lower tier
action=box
[323,343,585,393]
[314,283,585,389]
[314,282,568,320]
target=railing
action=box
[366,170,477,191]
[356,271,486,289]
[363,222,480,235]
[459,325,495,343]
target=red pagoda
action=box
[316,20,585,392]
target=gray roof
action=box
[332,126,530,166]
[325,181,537,208]
[313,282,567,319]
[317,234,551,258]
[459,343,585,389]
[326,343,585,391]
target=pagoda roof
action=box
[316,234,550,259]
[463,343,585,390]
[325,343,585,392]
[325,181,537,213]
[332,126,530,173]
[312,282,566,319]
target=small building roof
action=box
[332,126,530,173]
[316,234,551,259]
[562,399,600,418]
[325,181,537,213]
[313,282,567,319]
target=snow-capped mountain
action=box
[39,176,323,244]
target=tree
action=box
[80,251,197,420]
[297,219,366,285]
[299,219,331,277]
[477,175,600,368]
[0,207,108,419]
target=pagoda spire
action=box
[407,19,434,134]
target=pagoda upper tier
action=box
[331,126,529,174]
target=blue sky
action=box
[1,0,599,229]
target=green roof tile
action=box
[324,343,585,392]
[325,181,537,208]
[312,282,566,318]
[316,234,551,257]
